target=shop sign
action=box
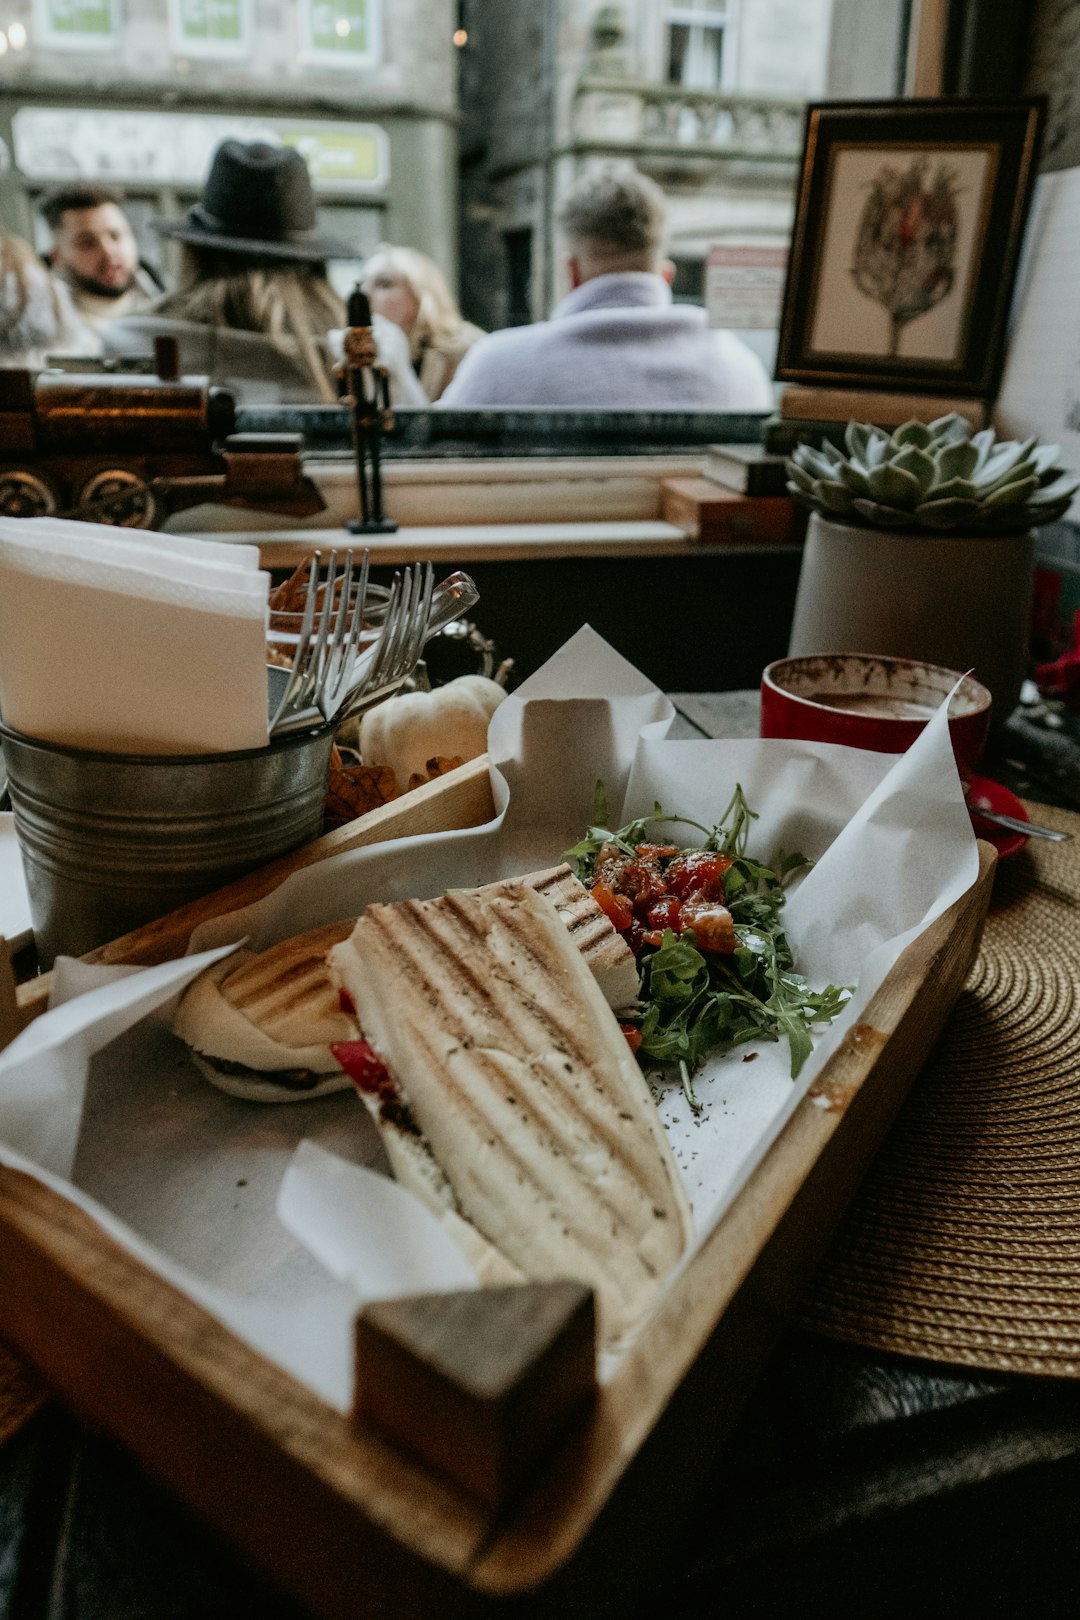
[168,0,251,59]
[278,124,383,188]
[303,0,380,68]
[705,244,788,330]
[31,0,119,52]
[12,108,389,195]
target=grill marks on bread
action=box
[336,882,692,1347]
[220,921,356,1047]
[499,865,639,1012]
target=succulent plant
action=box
[786,414,1080,534]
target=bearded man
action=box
[39,183,162,341]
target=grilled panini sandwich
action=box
[172,920,360,1101]
[171,866,638,1102]
[329,879,692,1349]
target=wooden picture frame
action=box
[775,97,1045,399]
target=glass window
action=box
[666,0,730,92]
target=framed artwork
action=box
[775,98,1046,398]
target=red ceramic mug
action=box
[760,653,992,772]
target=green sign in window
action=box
[175,0,244,48]
[43,0,115,40]
[306,0,375,61]
[281,127,382,188]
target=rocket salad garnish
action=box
[565,783,850,1110]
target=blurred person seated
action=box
[439,166,772,410]
[39,182,162,338]
[363,244,484,401]
[104,141,425,406]
[0,232,97,368]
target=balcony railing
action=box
[572,76,804,162]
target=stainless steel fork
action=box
[267,555,325,734]
[335,562,435,722]
[268,549,370,736]
[270,559,427,737]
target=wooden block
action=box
[660,478,796,544]
[355,1281,597,1509]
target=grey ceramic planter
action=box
[787,513,1036,724]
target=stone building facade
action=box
[457,0,863,343]
[0,0,458,287]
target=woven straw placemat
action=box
[799,800,1080,1377]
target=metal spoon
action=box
[970,807,1071,842]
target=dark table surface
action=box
[3,691,1080,1620]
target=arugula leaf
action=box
[572,782,851,1094]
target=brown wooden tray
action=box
[0,757,996,1617]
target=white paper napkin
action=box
[0,518,271,754]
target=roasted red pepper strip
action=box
[338,988,357,1016]
[591,879,634,932]
[331,1040,390,1094]
[646,895,683,934]
[620,1023,643,1055]
[664,850,733,902]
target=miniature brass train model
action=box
[0,358,326,528]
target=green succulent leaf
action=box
[914,497,983,528]
[795,445,842,481]
[1030,474,1080,505]
[1030,498,1076,523]
[933,439,980,483]
[845,422,873,460]
[927,475,977,503]
[836,460,871,496]
[928,413,972,444]
[977,439,1037,490]
[785,462,817,496]
[890,445,937,493]
[866,463,923,508]
[979,474,1041,509]
[980,461,1040,497]
[890,420,932,449]
[851,498,912,527]
[970,428,996,468]
[1032,444,1062,476]
[813,478,856,514]
[864,432,891,468]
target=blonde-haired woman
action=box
[104,141,424,407]
[363,244,484,402]
[1,233,97,368]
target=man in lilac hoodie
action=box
[438,167,773,410]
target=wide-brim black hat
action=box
[155,139,357,264]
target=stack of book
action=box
[661,446,798,545]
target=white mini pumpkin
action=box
[358,674,506,787]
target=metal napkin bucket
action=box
[0,721,334,967]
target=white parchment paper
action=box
[0,628,978,1408]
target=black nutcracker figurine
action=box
[341,285,399,534]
